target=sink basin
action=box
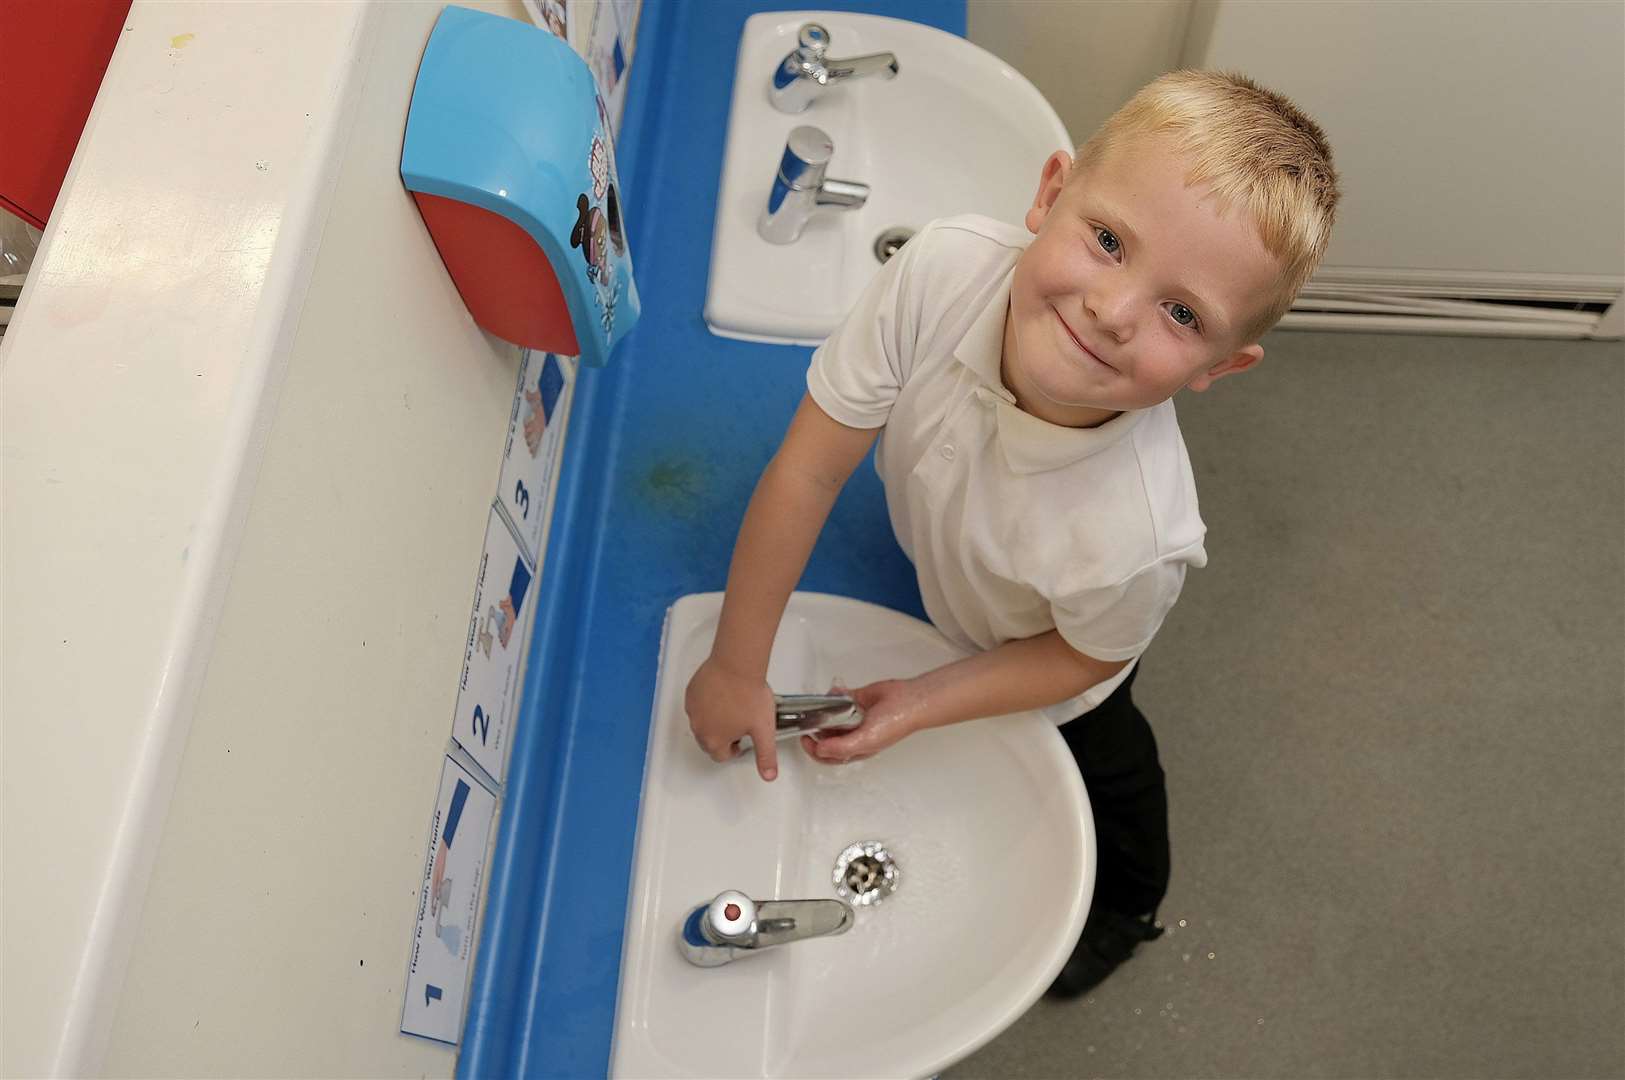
[611,593,1093,1079]
[704,12,1073,345]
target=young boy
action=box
[686,70,1339,995]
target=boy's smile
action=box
[1001,135,1282,429]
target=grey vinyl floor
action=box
[948,330,1625,1080]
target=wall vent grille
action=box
[1283,268,1622,339]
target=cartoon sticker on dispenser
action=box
[499,351,574,564]
[402,756,497,1046]
[593,93,629,262]
[571,194,613,293]
[589,134,609,201]
[572,195,621,339]
[568,96,631,342]
[452,506,536,785]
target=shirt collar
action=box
[952,268,1147,476]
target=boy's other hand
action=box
[800,679,923,765]
[685,655,779,781]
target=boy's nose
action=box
[1084,291,1136,343]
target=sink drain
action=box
[873,227,915,264]
[833,840,899,905]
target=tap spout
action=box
[770,23,900,113]
[821,51,900,85]
[680,891,855,967]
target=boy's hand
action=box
[685,655,779,781]
[800,679,925,765]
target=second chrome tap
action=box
[758,126,869,245]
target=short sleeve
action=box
[1050,557,1191,662]
[806,225,927,429]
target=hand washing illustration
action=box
[478,557,533,658]
[522,388,547,456]
[429,778,473,957]
[519,353,567,459]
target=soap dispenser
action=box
[400,5,640,367]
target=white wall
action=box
[967,0,1195,156]
[1184,0,1625,280]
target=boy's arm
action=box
[803,630,1130,763]
[687,392,880,780]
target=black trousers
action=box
[1059,663,1171,918]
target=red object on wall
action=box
[411,191,582,355]
[0,0,133,228]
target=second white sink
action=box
[704,12,1073,345]
[611,593,1093,1079]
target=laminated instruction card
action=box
[451,505,537,785]
[497,350,573,566]
[402,755,498,1045]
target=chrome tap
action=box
[758,126,869,245]
[733,693,864,748]
[770,23,899,114]
[679,890,855,967]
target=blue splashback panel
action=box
[460,2,963,1076]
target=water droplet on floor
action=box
[1207,952,1216,960]
[1133,1008,1142,1015]
[1257,1018,1265,1025]
[1178,919,1187,927]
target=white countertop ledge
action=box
[1,4,373,1073]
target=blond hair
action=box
[1078,70,1340,342]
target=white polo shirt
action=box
[807,215,1208,721]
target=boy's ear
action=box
[1024,151,1074,234]
[1187,344,1264,392]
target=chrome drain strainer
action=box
[833,840,899,905]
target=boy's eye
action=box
[1095,227,1120,256]
[1166,302,1199,330]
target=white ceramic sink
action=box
[611,593,1093,1079]
[704,12,1073,345]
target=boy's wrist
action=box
[705,649,766,683]
[894,669,957,734]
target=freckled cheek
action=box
[1146,353,1203,394]
[1025,249,1076,294]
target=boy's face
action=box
[1002,135,1281,428]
